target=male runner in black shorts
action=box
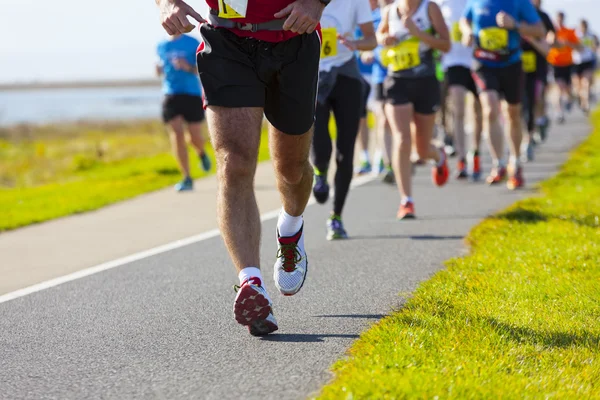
[157,0,326,336]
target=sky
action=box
[0,0,598,83]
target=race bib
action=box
[522,51,537,73]
[218,0,245,18]
[382,41,421,72]
[479,28,508,51]
[451,22,463,43]
[320,28,338,58]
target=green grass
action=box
[317,111,600,399]
[0,120,270,231]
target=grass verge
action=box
[317,111,600,399]
[0,120,270,231]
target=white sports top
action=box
[433,0,472,70]
[574,30,597,64]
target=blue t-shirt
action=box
[157,34,202,96]
[463,0,540,67]
[355,8,387,84]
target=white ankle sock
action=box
[277,208,303,237]
[401,196,413,205]
[436,149,446,167]
[238,267,262,286]
[361,150,370,163]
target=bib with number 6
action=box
[522,51,536,73]
[382,41,421,72]
[218,0,246,18]
[320,28,338,58]
[479,28,508,51]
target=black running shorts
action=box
[574,61,595,77]
[162,94,205,123]
[383,75,441,115]
[446,66,478,97]
[472,62,524,105]
[196,24,320,135]
[374,82,385,102]
[553,65,573,85]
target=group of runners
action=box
[155,0,597,336]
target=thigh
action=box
[265,32,321,136]
[412,112,436,147]
[197,25,266,109]
[330,76,363,149]
[414,76,442,115]
[499,63,524,105]
[206,106,263,163]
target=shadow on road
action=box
[350,234,464,241]
[260,333,359,343]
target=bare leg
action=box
[413,112,440,163]
[270,126,314,217]
[473,96,483,151]
[167,116,190,177]
[449,85,467,159]
[506,103,523,161]
[375,101,393,166]
[479,91,504,164]
[187,121,207,155]
[207,106,263,273]
[357,117,370,163]
[385,103,413,198]
[581,70,593,111]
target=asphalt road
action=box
[0,113,590,400]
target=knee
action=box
[415,143,430,160]
[507,106,521,122]
[216,149,254,183]
[274,158,310,185]
[483,103,499,122]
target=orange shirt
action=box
[548,27,580,66]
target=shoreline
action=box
[0,79,162,92]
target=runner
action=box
[156,33,212,191]
[157,0,326,336]
[547,12,580,124]
[311,0,376,240]
[377,0,451,220]
[461,0,544,190]
[520,0,553,161]
[434,0,483,180]
[357,0,395,183]
[573,19,598,115]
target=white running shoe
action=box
[273,225,308,296]
[233,277,278,336]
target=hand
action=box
[172,58,192,71]
[462,32,474,47]
[338,34,358,51]
[274,0,325,34]
[381,34,398,47]
[157,0,205,35]
[402,16,421,37]
[360,51,375,64]
[496,11,516,30]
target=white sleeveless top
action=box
[386,0,436,78]
[433,0,472,70]
[574,31,596,64]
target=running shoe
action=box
[557,114,566,125]
[312,173,330,204]
[355,160,372,175]
[507,166,525,190]
[444,134,456,157]
[382,167,395,184]
[233,277,278,336]
[174,176,193,191]
[432,149,449,187]
[397,201,415,220]
[471,151,482,181]
[486,166,507,185]
[273,225,307,296]
[377,158,385,175]
[199,152,212,172]
[326,215,348,240]
[456,158,468,180]
[524,141,535,162]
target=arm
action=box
[420,1,451,53]
[155,64,164,77]
[340,22,377,51]
[515,21,545,39]
[523,37,550,57]
[376,5,397,47]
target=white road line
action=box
[0,174,377,305]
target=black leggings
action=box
[312,74,363,216]
[523,73,542,133]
